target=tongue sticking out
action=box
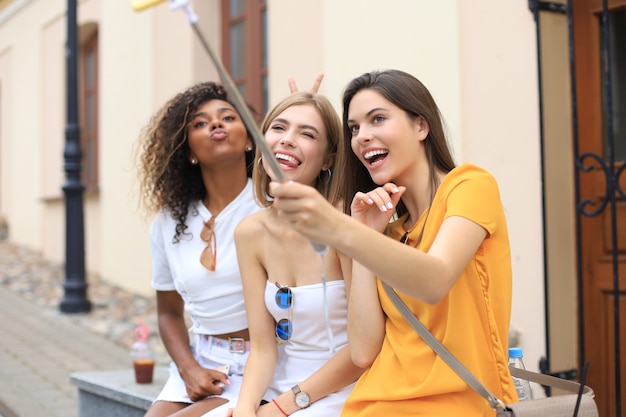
[276,153,301,169]
[279,159,299,169]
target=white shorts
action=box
[154,334,250,404]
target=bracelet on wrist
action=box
[272,398,289,417]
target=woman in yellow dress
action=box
[268,69,517,416]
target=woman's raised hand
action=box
[269,180,337,244]
[288,72,324,94]
[351,183,406,232]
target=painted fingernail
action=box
[367,198,374,204]
[386,202,393,209]
[393,187,399,193]
[381,205,387,211]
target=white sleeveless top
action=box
[264,279,349,360]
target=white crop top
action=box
[150,179,262,335]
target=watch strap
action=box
[291,384,310,408]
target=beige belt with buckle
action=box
[204,335,251,354]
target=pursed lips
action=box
[210,129,228,140]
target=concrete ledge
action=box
[70,367,168,417]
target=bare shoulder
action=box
[235,210,269,241]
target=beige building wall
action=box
[0,48,12,230]
[40,7,68,265]
[458,1,546,383]
[539,9,578,384]
[0,0,548,374]
[0,1,45,250]
[98,0,163,295]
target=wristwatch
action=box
[291,384,311,409]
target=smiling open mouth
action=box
[275,152,301,168]
[364,149,388,166]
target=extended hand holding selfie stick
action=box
[132,0,327,254]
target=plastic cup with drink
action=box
[131,319,155,384]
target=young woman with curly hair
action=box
[137,81,260,417]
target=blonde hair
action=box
[253,92,345,207]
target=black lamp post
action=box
[60,0,91,313]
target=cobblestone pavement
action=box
[0,240,168,364]
[0,240,179,417]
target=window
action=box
[79,32,99,192]
[599,8,626,162]
[221,0,268,116]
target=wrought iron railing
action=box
[531,1,623,415]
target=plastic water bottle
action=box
[508,347,532,401]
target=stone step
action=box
[70,367,168,417]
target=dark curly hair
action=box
[136,82,256,242]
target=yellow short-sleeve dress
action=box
[341,164,517,417]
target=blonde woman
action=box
[227,92,363,417]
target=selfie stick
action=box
[163,1,327,254]
[168,0,285,182]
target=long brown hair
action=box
[341,69,456,216]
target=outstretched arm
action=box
[268,181,487,305]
